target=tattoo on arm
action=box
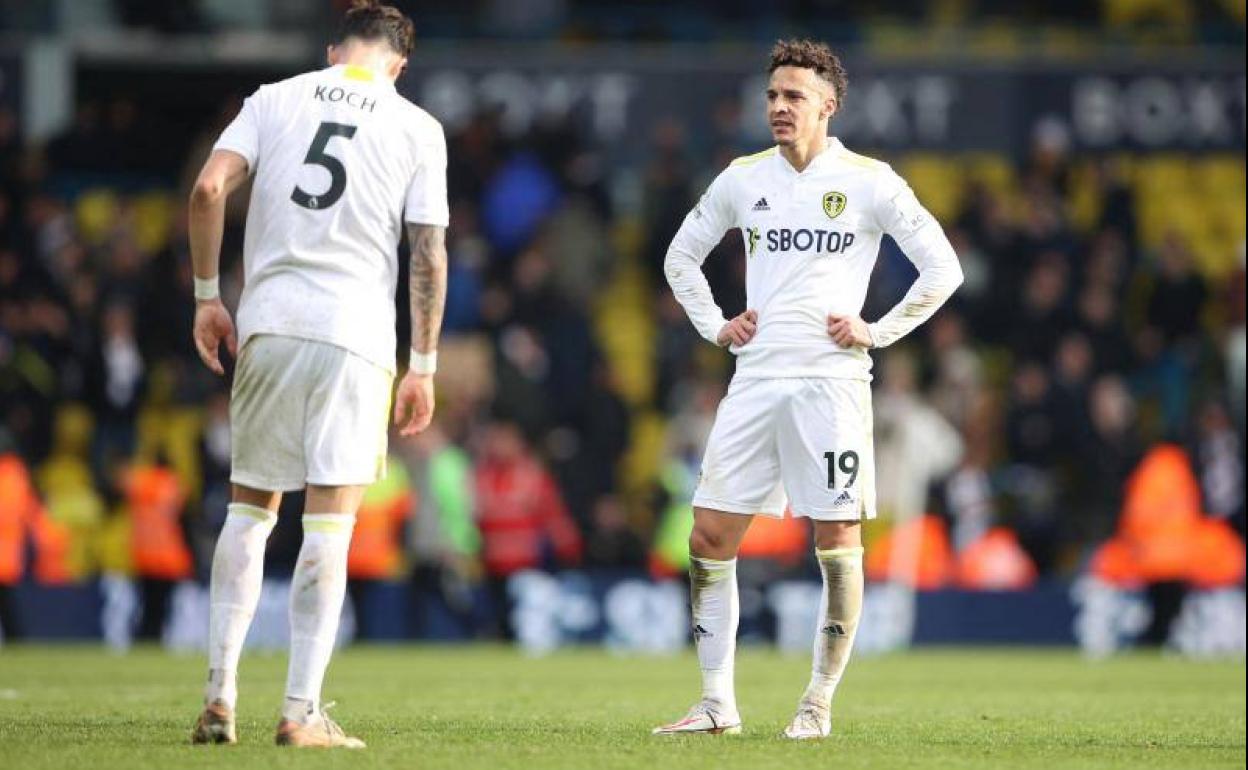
[407,224,447,356]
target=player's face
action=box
[766,66,837,147]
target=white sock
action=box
[205,503,277,709]
[689,556,738,712]
[283,513,355,723]
[802,546,865,709]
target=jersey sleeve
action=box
[866,167,964,348]
[403,119,450,227]
[212,87,265,170]
[663,169,737,344]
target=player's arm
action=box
[664,170,757,347]
[829,171,963,349]
[394,122,450,437]
[188,149,251,375]
[393,224,447,437]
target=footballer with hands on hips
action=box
[654,39,963,740]
[187,0,448,749]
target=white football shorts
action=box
[230,334,393,491]
[692,377,876,521]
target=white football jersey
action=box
[214,64,449,373]
[665,137,962,381]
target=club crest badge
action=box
[822,191,847,219]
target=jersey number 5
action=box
[291,121,357,210]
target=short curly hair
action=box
[336,0,415,58]
[768,39,848,106]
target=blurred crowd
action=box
[3,0,1244,47]
[0,71,1245,637]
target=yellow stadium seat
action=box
[130,191,177,255]
[74,189,122,246]
[900,155,964,223]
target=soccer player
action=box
[653,40,963,739]
[187,0,448,748]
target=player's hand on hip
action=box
[827,314,874,348]
[192,299,237,376]
[394,371,435,437]
[717,309,759,348]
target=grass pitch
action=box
[0,645,1242,770]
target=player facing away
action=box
[653,40,963,739]
[187,1,448,748]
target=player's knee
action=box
[813,521,862,551]
[689,526,733,560]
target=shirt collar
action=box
[325,63,396,91]
[777,137,842,175]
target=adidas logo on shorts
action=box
[831,489,855,508]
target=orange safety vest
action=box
[1118,444,1203,582]
[0,454,38,585]
[737,510,808,566]
[1092,444,1246,588]
[955,527,1037,590]
[0,453,73,585]
[866,514,954,589]
[347,471,412,580]
[126,465,192,580]
[1090,537,1143,587]
[1187,519,1246,589]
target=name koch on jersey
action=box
[213,64,449,374]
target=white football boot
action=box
[783,701,831,740]
[275,703,366,749]
[652,700,742,736]
[191,699,237,745]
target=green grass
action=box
[0,645,1243,769]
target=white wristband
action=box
[193,276,220,301]
[409,349,437,375]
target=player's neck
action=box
[779,133,830,173]
[330,45,397,83]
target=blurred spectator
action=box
[584,494,646,568]
[87,301,145,483]
[1225,249,1246,429]
[442,204,488,333]
[1195,401,1245,535]
[1003,362,1062,569]
[1050,332,1095,447]
[874,347,964,523]
[124,456,191,640]
[347,451,413,639]
[481,152,561,257]
[551,361,631,522]
[404,422,482,638]
[1144,232,1208,348]
[641,118,695,288]
[1,447,50,639]
[1075,282,1133,375]
[475,420,581,636]
[927,311,984,428]
[1073,376,1143,543]
[1010,255,1073,362]
[36,405,106,580]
